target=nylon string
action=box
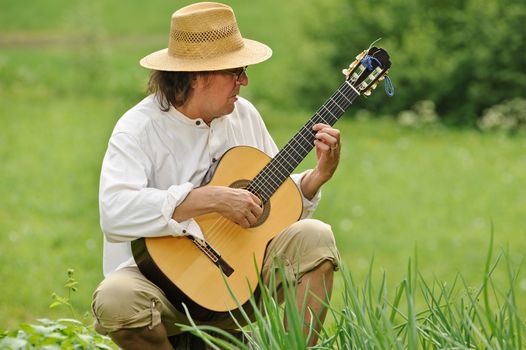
[202,81,359,250]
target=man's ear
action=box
[193,72,212,90]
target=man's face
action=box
[195,67,249,121]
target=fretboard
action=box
[247,81,359,202]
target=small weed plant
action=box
[0,270,116,349]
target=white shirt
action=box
[99,94,321,276]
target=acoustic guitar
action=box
[132,47,392,321]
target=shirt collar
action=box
[167,105,232,128]
[167,105,207,128]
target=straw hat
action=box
[140,2,272,72]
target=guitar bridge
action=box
[188,236,234,277]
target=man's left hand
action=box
[300,123,341,199]
[313,123,341,180]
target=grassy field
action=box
[1,0,525,336]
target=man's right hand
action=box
[213,187,263,228]
[172,186,263,228]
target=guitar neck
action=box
[248,81,359,202]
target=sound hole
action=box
[230,179,270,228]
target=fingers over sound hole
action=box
[230,179,270,228]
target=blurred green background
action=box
[1,0,525,329]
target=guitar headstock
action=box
[343,47,392,96]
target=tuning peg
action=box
[363,82,379,96]
[342,68,349,76]
[378,70,390,81]
[356,49,367,60]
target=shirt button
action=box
[195,120,201,126]
[212,157,217,163]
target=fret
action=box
[328,96,346,113]
[337,89,352,104]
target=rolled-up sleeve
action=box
[291,170,322,219]
[99,132,194,242]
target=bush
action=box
[478,98,526,135]
[397,100,439,128]
[298,0,526,125]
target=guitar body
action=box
[132,146,303,321]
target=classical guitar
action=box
[132,47,392,321]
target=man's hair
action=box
[147,70,201,112]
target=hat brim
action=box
[139,38,272,72]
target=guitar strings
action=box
[254,83,356,197]
[249,82,358,200]
[248,93,351,200]
[245,84,356,208]
[201,82,359,250]
[204,82,357,246]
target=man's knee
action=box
[263,219,340,285]
[289,219,336,250]
[91,269,162,335]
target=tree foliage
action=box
[300,0,526,125]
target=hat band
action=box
[168,24,245,60]
[171,23,239,43]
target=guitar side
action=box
[132,145,303,320]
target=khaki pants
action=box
[91,219,339,336]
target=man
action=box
[91,2,340,349]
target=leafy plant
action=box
[0,270,116,349]
[0,319,115,350]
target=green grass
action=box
[173,239,526,349]
[1,0,525,345]
[3,245,523,348]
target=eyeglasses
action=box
[220,66,248,82]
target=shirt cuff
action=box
[290,170,322,219]
[161,182,194,236]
